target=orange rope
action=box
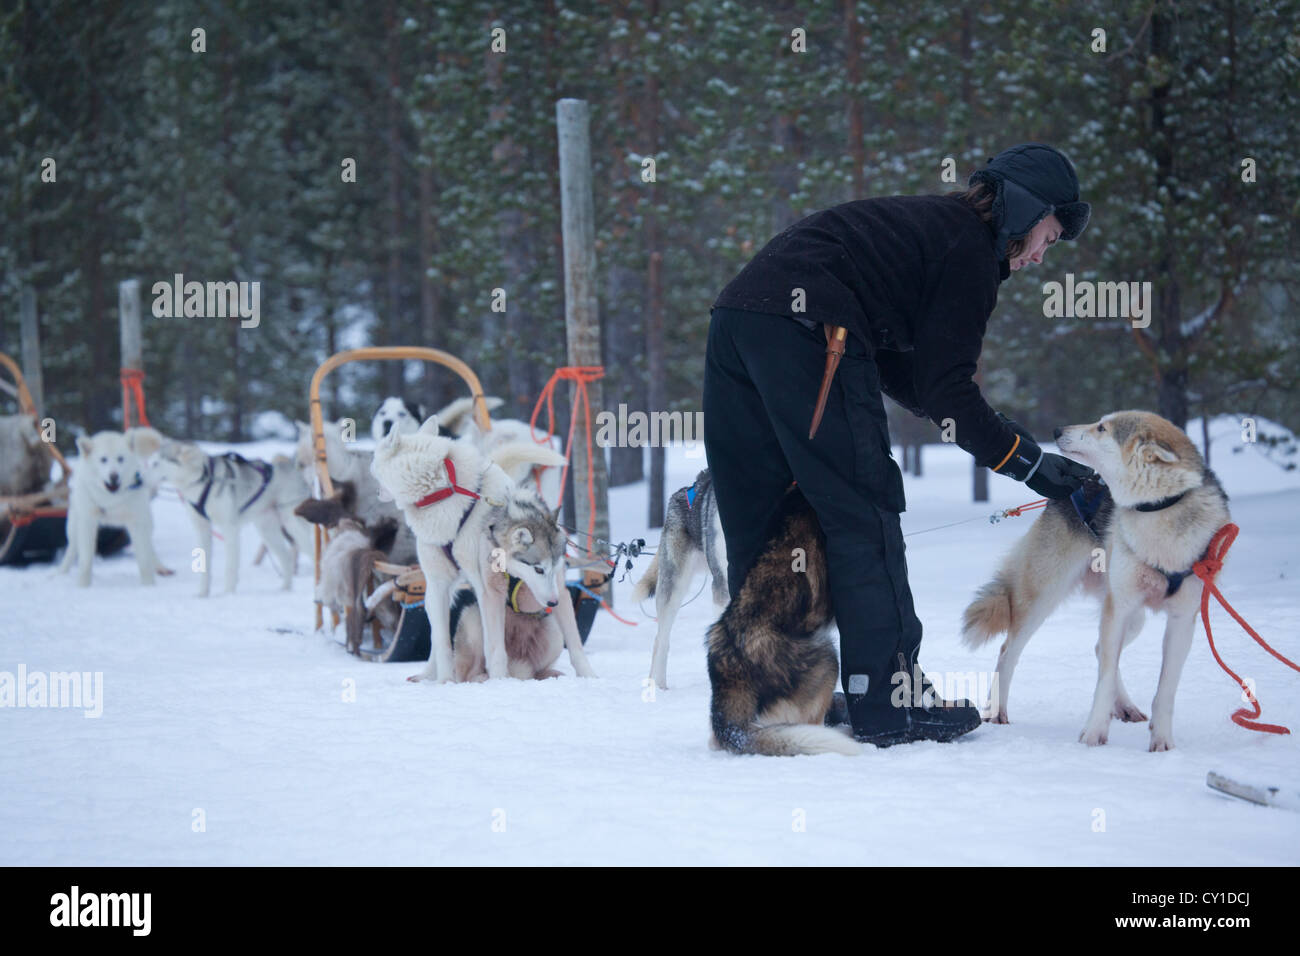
[121,368,150,428]
[1002,498,1049,518]
[529,366,604,542]
[1193,523,1300,735]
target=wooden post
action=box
[556,98,611,598]
[119,279,143,427]
[19,286,43,415]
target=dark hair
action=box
[948,183,1027,261]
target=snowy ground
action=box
[3,419,1298,865]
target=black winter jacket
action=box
[712,194,1020,471]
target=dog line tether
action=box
[1193,522,1300,736]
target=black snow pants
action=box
[702,306,923,701]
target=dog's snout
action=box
[1052,427,1064,440]
[546,599,558,608]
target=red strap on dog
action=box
[414,457,481,509]
[1194,523,1300,735]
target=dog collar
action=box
[415,457,481,509]
[1133,490,1190,513]
[503,572,550,617]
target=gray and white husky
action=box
[632,469,729,689]
[369,418,593,682]
[150,439,314,596]
[962,410,1231,751]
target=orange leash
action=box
[529,366,604,542]
[1193,523,1300,735]
[121,368,150,428]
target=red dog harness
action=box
[414,456,482,570]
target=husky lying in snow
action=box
[59,427,165,587]
[150,439,314,596]
[962,410,1231,752]
[368,419,594,682]
[632,469,729,690]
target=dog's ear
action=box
[1140,439,1179,463]
[511,526,533,548]
[552,504,562,524]
[127,427,164,458]
[417,415,441,436]
[76,434,94,458]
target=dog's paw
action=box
[157,566,175,577]
[1148,736,1175,752]
[1112,702,1148,723]
[1079,726,1109,747]
[986,710,1009,724]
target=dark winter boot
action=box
[847,652,982,747]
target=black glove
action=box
[991,416,1096,499]
[1026,451,1096,499]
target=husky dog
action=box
[295,419,417,564]
[633,469,729,689]
[371,397,427,441]
[150,439,314,596]
[962,410,1231,752]
[311,515,401,654]
[707,487,860,756]
[0,412,48,498]
[59,427,164,587]
[424,395,506,438]
[369,419,593,682]
[447,563,572,681]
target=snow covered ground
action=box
[3,418,1298,865]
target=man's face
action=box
[1009,213,1063,271]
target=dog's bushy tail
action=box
[488,441,566,478]
[631,550,660,602]
[961,574,1014,647]
[712,713,861,756]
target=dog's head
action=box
[371,397,426,442]
[1053,410,1204,505]
[487,491,567,608]
[149,438,209,486]
[76,427,163,495]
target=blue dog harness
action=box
[186,452,274,520]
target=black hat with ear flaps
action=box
[969,143,1091,260]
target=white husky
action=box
[962,410,1231,751]
[369,419,594,682]
[150,439,314,596]
[59,427,164,587]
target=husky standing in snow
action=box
[151,439,314,596]
[706,485,860,756]
[59,427,165,587]
[962,410,1231,751]
[633,469,729,690]
[369,419,595,682]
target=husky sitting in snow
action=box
[369,419,594,683]
[59,427,165,587]
[150,439,314,596]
